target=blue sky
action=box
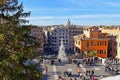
[19,0,120,26]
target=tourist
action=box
[91,70,94,75]
[105,65,107,72]
[74,77,77,80]
[77,67,81,75]
[69,78,72,80]
[90,75,94,80]
[98,76,102,80]
[58,75,63,80]
[82,75,86,80]
[45,66,48,74]
[88,70,91,75]
[86,69,88,76]
[50,60,54,65]
[58,59,61,63]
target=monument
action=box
[57,39,68,61]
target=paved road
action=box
[42,60,111,80]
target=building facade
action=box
[66,20,83,53]
[101,28,120,59]
[48,25,69,53]
[46,20,84,54]
[31,27,44,53]
[74,27,108,58]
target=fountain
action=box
[57,39,68,61]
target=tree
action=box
[87,50,96,58]
[0,0,42,80]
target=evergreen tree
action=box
[0,0,42,80]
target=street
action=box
[42,59,111,80]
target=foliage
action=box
[87,50,96,58]
[0,0,42,80]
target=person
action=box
[90,75,94,80]
[58,75,63,80]
[91,70,94,75]
[77,67,82,78]
[98,76,102,80]
[69,78,72,80]
[74,77,77,80]
[86,69,88,76]
[58,59,61,63]
[98,77,101,80]
[45,66,48,74]
[77,62,80,67]
[88,70,91,75]
[51,60,54,65]
[77,67,81,75]
[82,75,86,80]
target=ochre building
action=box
[74,27,108,58]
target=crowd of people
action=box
[40,55,106,80]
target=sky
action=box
[19,0,120,26]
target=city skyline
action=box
[19,0,120,26]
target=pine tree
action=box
[0,0,42,80]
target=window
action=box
[103,50,106,54]
[97,42,99,46]
[104,41,106,46]
[66,43,68,45]
[114,42,116,46]
[97,50,100,54]
[78,41,80,45]
[86,42,89,48]
[94,42,96,46]
[76,41,77,44]
[91,42,93,46]
[100,41,102,46]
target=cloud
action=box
[105,2,120,7]
[28,16,54,20]
[24,7,89,13]
[28,14,120,20]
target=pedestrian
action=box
[69,78,72,80]
[58,75,63,80]
[58,59,61,63]
[105,65,107,72]
[86,69,88,76]
[91,70,94,75]
[98,77,101,80]
[45,66,48,74]
[88,70,91,75]
[77,67,81,76]
[90,75,94,80]
[74,77,77,80]
[77,62,80,67]
[82,75,86,80]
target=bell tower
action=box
[67,19,71,28]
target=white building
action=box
[47,20,83,54]
[48,25,69,52]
